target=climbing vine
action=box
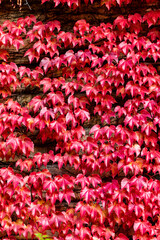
[0,0,159,239]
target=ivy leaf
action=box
[40,57,52,73]
[49,212,65,227]
[74,108,90,124]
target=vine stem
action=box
[24,0,32,10]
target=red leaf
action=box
[40,57,52,73]
[74,108,90,124]
[43,180,58,193]
[114,16,129,29]
[49,212,65,227]
[115,233,129,240]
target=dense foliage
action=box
[0,0,159,239]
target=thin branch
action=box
[24,0,32,10]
